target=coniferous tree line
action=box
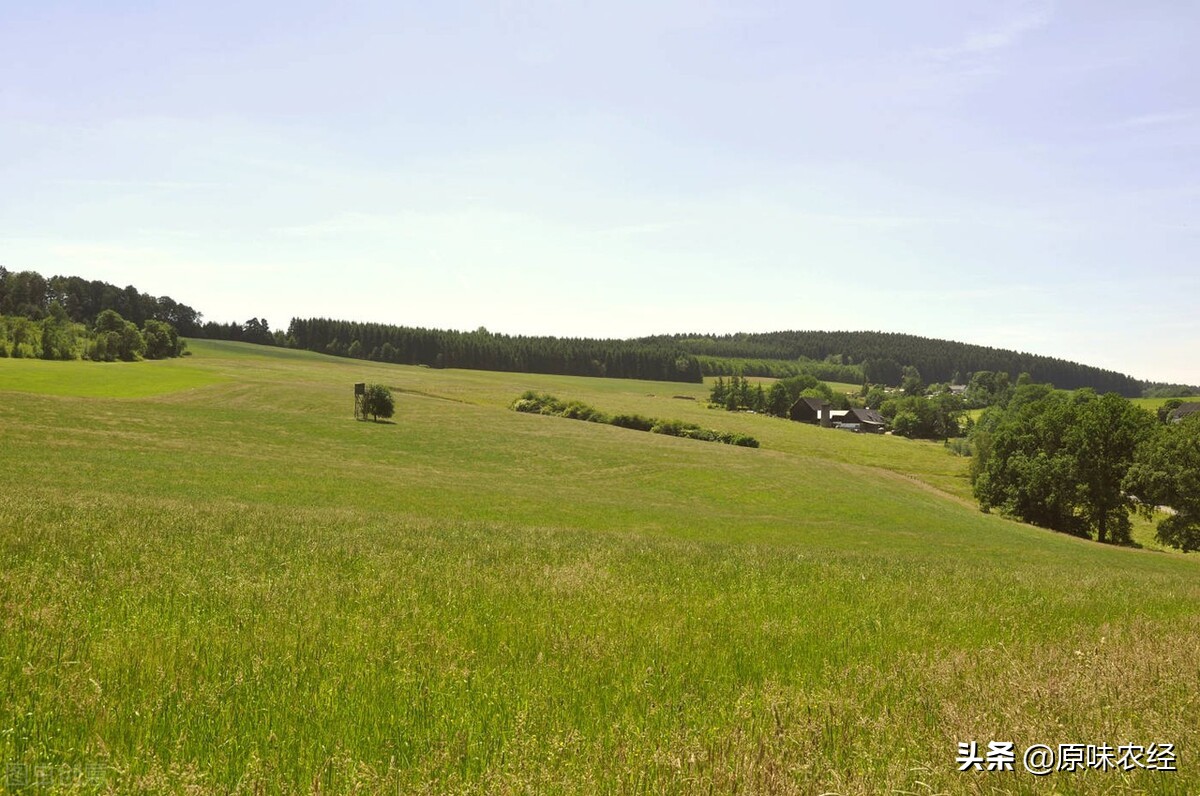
[710,374,855,416]
[1143,382,1198,398]
[287,318,703,383]
[695,355,865,383]
[642,331,1149,396]
[200,318,281,346]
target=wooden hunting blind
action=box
[354,382,365,420]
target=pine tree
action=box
[710,376,727,405]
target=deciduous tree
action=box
[142,319,182,359]
[1068,391,1153,544]
[1125,414,1200,552]
[362,383,395,422]
[972,387,1152,543]
[90,309,146,361]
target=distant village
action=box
[788,391,1200,435]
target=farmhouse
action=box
[787,397,887,434]
[839,407,887,434]
[1170,402,1200,423]
[789,396,832,427]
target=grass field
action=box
[1130,396,1197,415]
[703,376,862,397]
[2,341,1198,794]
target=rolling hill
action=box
[1,340,1197,794]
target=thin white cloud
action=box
[50,178,217,190]
[599,221,692,237]
[1110,110,1197,130]
[273,212,399,238]
[45,241,168,263]
[892,283,1047,303]
[793,211,948,230]
[925,4,1052,62]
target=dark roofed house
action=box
[1170,402,1200,423]
[789,396,832,427]
[840,407,887,434]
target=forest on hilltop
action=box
[2,267,1189,395]
[287,318,704,383]
[643,331,1147,396]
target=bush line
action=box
[511,391,760,448]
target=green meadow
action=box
[1130,396,1194,415]
[2,340,1198,794]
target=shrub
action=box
[361,383,395,421]
[945,437,973,457]
[650,419,697,437]
[87,331,124,362]
[510,393,760,450]
[609,414,655,431]
[891,410,921,439]
[560,401,607,423]
[511,393,606,423]
[89,310,145,361]
[143,320,183,359]
[511,391,564,415]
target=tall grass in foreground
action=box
[4,492,1198,794]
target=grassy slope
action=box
[1,340,1198,795]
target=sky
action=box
[1,1,1198,384]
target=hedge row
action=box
[512,392,759,448]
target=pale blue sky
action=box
[2,1,1197,383]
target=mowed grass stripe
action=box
[0,355,226,397]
